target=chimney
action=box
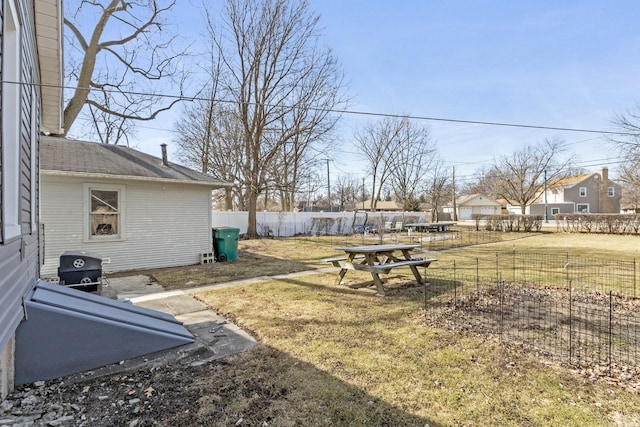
[161,143,168,166]
[601,167,608,183]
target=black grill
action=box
[58,250,102,292]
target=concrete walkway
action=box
[67,268,333,383]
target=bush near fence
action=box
[472,214,543,232]
[557,214,640,234]
[425,251,640,380]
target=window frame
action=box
[576,203,590,213]
[83,184,126,242]
[551,207,560,216]
[608,187,615,197]
[579,187,587,197]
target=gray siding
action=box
[0,0,41,352]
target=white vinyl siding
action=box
[40,177,213,277]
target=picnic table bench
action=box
[323,244,437,296]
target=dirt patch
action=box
[2,346,428,427]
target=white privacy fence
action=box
[211,211,428,237]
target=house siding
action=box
[40,176,214,276]
[1,0,41,397]
[564,175,600,212]
[533,169,623,214]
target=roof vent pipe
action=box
[161,143,168,166]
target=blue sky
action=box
[132,0,640,186]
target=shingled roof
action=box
[548,173,597,188]
[40,137,232,187]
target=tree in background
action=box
[611,107,640,187]
[459,166,501,197]
[64,0,188,143]
[354,116,436,211]
[333,175,362,211]
[423,158,452,221]
[621,181,640,212]
[200,0,347,237]
[490,138,573,214]
[174,94,244,210]
[387,120,436,210]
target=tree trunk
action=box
[247,189,259,238]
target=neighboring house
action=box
[1,0,64,398]
[360,200,403,212]
[39,137,233,277]
[358,199,431,212]
[445,194,502,220]
[530,168,622,218]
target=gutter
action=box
[40,170,235,188]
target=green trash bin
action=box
[213,227,240,262]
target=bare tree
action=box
[64,0,189,142]
[611,107,640,186]
[459,166,501,197]
[204,0,347,237]
[621,181,640,212]
[424,158,452,221]
[353,117,404,210]
[174,95,245,210]
[490,138,574,214]
[387,120,436,210]
[333,175,361,211]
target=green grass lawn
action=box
[151,231,640,426]
[196,272,640,426]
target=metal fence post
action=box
[513,249,516,284]
[569,282,573,362]
[608,291,613,377]
[476,257,479,294]
[424,277,428,321]
[499,274,504,342]
[453,260,457,307]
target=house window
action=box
[579,187,587,197]
[608,187,615,197]
[551,208,560,215]
[1,0,22,242]
[86,185,125,240]
[576,203,589,213]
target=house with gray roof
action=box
[39,137,232,277]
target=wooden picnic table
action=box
[409,222,456,233]
[322,244,437,296]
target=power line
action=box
[6,80,636,136]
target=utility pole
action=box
[452,166,458,221]
[326,159,331,212]
[362,177,365,211]
[544,169,548,223]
